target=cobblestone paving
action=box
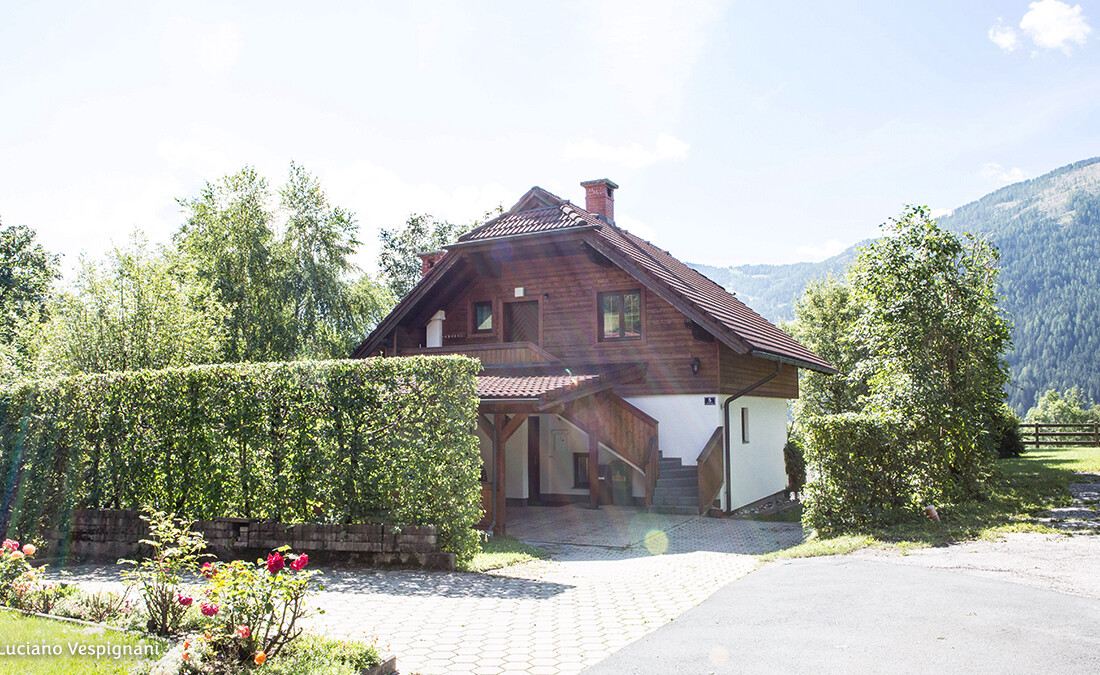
[310,507,803,674]
[50,506,804,675]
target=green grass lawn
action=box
[766,445,1096,561]
[0,611,164,675]
[459,535,549,572]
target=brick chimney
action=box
[581,179,619,223]
[418,250,446,277]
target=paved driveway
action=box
[584,554,1100,674]
[49,506,804,675]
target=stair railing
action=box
[696,426,724,515]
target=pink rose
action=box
[235,625,251,639]
[2,539,18,552]
[10,551,23,560]
[177,594,193,607]
[200,562,216,578]
[289,554,308,571]
[21,544,35,557]
[200,602,219,617]
[266,552,285,575]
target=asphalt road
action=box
[584,556,1100,674]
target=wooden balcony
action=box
[398,341,561,365]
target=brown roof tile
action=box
[354,185,834,373]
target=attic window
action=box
[473,302,493,333]
[598,290,641,341]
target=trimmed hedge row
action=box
[802,412,932,533]
[0,357,482,562]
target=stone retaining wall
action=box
[46,509,455,570]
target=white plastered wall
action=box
[542,415,645,499]
[726,395,789,510]
[623,395,724,465]
[475,421,529,500]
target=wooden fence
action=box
[1018,422,1100,447]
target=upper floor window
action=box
[598,290,641,341]
[473,301,493,333]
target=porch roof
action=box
[477,362,647,411]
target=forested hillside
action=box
[690,157,1100,412]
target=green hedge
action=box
[802,412,930,533]
[0,357,482,562]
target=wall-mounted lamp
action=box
[690,357,701,376]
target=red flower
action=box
[2,539,18,552]
[200,562,216,578]
[289,554,308,571]
[266,552,285,574]
[235,625,251,639]
[200,602,219,617]
[177,594,193,607]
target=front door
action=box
[504,301,539,343]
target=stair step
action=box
[654,476,697,488]
[653,498,695,508]
[648,505,699,516]
[653,487,696,498]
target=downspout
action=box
[723,362,782,514]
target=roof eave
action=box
[750,349,837,375]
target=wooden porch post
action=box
[494,414,506,536]
[588,425,600,509]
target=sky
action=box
[2,0,1099,279]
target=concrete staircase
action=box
[649,455,700,516]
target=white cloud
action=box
[993,0,1092,55]
[562,133,690,169]
[794,239,849,263]
[989,20,1021,51]
[930,207,954,219]
[1022,0,1092,52]
[979,162,1028,184]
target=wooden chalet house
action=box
[351,179,834,534]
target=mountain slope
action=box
[690,157,1100,412]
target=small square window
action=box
[473,302,493,333]
[573,453,589,488]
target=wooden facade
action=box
[353,182,833,533]
[386,244,794,399]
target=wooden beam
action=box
[494,414,507,536]
[582,242,613,268]
[588,424,600,510]
[477,414,493,437]
[500,413,529,445]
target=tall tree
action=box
[176,167,281,362]
[377,214,466,299]
[176,164,391,362]
[0,220,60,340]
[788,275,868,419]
[36,234,224,374]
[850,205,1012,498]
[276,162,363,359]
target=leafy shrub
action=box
[121,508,210,636]
[0,356,482,563]
[199,548,320,664]
[992,403,1026,459]
[783,437,807,493]
[802,412,926,533]
[0,538,35,606]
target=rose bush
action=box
[199,547,320,665]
